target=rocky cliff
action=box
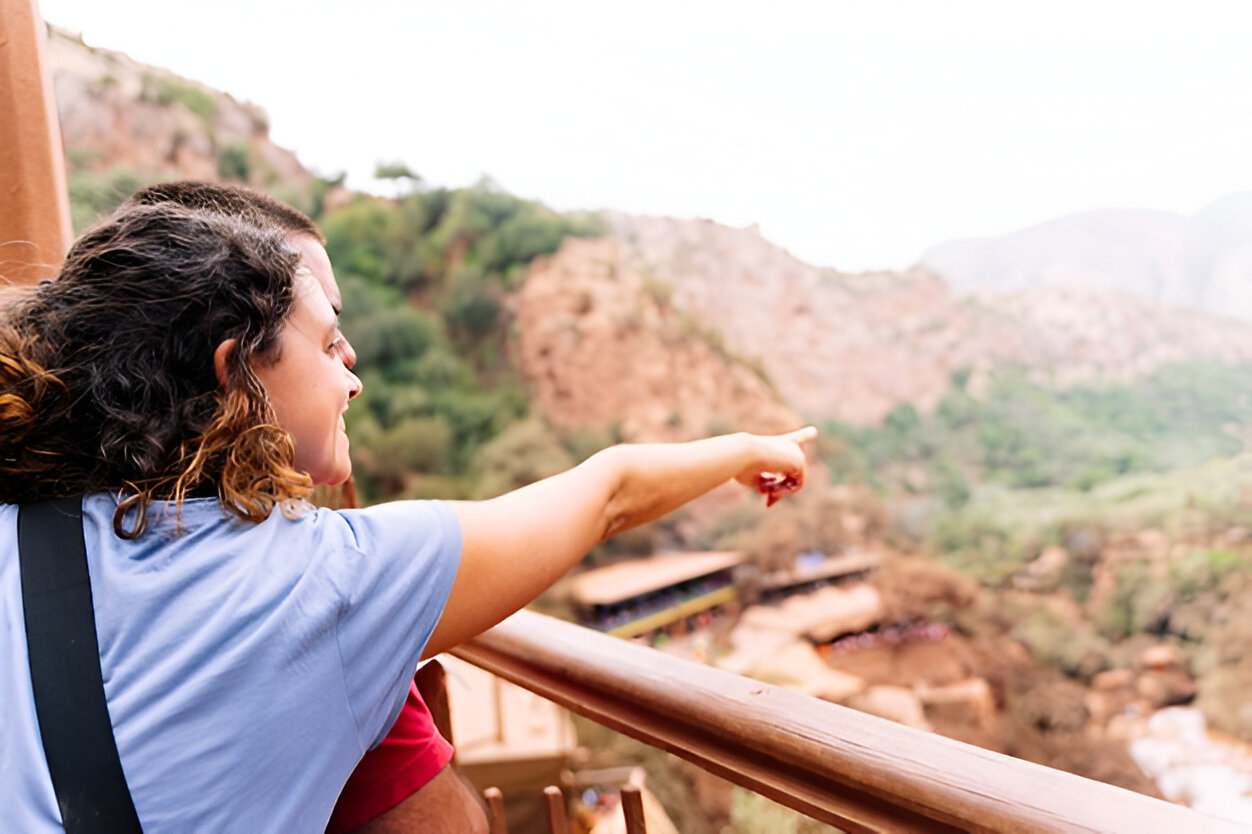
[518,212,1252,430]
[515,236,801,442]
[47,26,313,199]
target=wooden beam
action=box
[0,0,72,286]
[454,610,1228,833]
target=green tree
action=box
[343,305,439,370]
[67,167,158,232]
[441,267,502,348]
[469,418,575,498]
[373,416,454,477]
[321,197,394,284]
[374,161,421,184]
[217,143,252,182]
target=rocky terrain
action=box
[47,26,313,201]
[515,235,800,442]
[515,213,1252,428]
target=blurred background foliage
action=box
[820,362,1252,590]
[822,363,1252,501]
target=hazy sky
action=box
[36,0,1252,272]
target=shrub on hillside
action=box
[67,166,159,232]
[1092,561,1177,640]
[217,142,251,182]
[469,418,574,499]
[371,416,454,479]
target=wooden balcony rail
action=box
[452,610,1237,834]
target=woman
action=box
[0,190,813,831]
[121,181,479,832]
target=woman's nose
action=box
[346,368,363,401]
[340,337,358,370]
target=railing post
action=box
[542,785,568,834]
[620,785,647,834]
[483,786,507,834]
[0,0,73,286]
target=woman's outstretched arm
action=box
[423,427,816,657]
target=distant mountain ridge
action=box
[921,194,1252,320]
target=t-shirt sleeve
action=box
[323,500,462,750]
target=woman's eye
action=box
[328,338,343,355]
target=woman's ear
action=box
[213,339,237,390]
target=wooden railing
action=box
[453,610,1238,834]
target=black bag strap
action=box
[19,497,143,833]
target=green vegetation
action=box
[66,162,163,233]
[822,364,1252,503]
[374,161,421,183]
[318,179,604,502]
[931,457,1252,590]
[85,74,119,97]
[323,179,604,297]
[1171,546,1248,600]
[1009,601,1112,678]
[571,714,842,834]
[820,363,1252,611]
[727,790,842,833]
[142,74,217,121]
[217,142,252,182]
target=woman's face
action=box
[251,239,361,485]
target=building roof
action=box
[756,550,882,592]
[568,551,745,606]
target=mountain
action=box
[921,195,1252,320]
[47,26,315,206]
[516,214,1252,428]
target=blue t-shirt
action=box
[0,494,462,832]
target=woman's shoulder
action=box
[327,498,460,549]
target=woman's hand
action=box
[734,426,818,506]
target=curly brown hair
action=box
[124,181,357,510]
[0,201,313,536]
